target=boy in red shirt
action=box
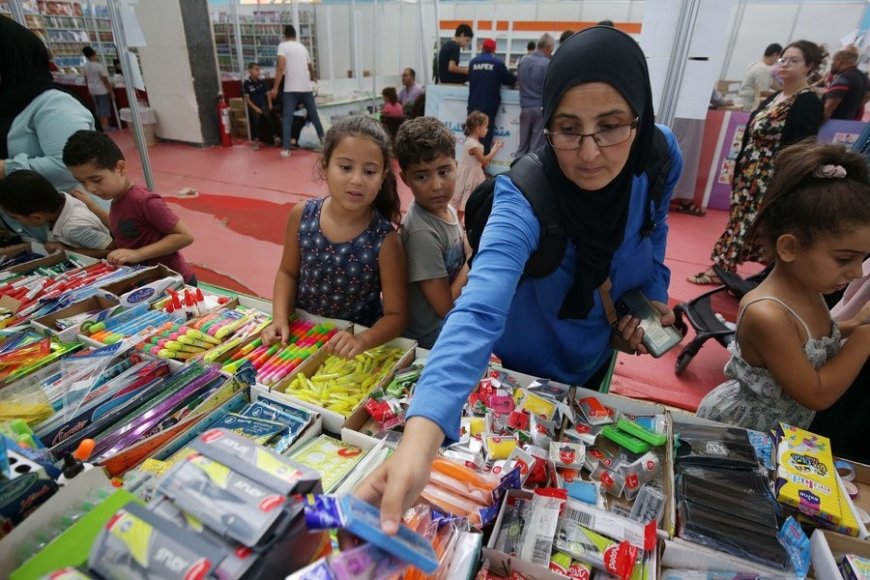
[62,130,196,284]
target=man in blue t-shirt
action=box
[467,38,516,154]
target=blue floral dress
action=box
[295,198,394,326]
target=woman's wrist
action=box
[401,416,445,460]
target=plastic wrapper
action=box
[555,521,637,580]
[304,495,438,573]
[629,484,665,525]
[516,489,566,566]
[494,496,530,556]
[516,390,557,421]
[678,472,779,529]
[484,435,518,461]
[576,398,613,426]
[676,499,792,571]
[564,417,602,446]
[551,441,585,469]
[590,465,626,498]
[673,423,758,469]
[330,543,406,580]
[421,483,487,527]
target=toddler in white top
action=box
[0,169,112,257]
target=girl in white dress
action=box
[451,110,503,222]
[696,142,870,433]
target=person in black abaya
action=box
[354,26,684,534]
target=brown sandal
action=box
[687,270,722,285]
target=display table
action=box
[424,84,520,174]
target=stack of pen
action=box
[0,261,133,325]
[0,330,82,385]
[85,303,186,345]
[221,317,338,385]
[0,249,45,269]
[138,306,272,362]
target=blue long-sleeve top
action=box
[406,126,683,442]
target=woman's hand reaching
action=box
[353,417,443,533]
[615,299,675,355]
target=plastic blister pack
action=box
[673,423,758,469]
[676,499,792,572]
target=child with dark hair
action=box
[450,110,501,222]
[261,115,407,359]
[697,141,870,432]
[0,169,112,256]
[62,130,196,283]
[381,87,403,117]
[82,45,113,130]
[395,117,469,348]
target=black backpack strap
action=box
[641,127,673,238]
[509,154,567,278]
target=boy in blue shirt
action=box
[243,62,279,149]
[394,118,470,348]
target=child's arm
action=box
[107,220,193,265]
[327,232,408,358]
[740,303,870,411]
[261,203,304,345]
[469,141,503,169]
[45,242,113,259]
[243,93,262,115]
[71,189,110,228]
[419,234,470,316]
[837,301,870,337]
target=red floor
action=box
[112,130,765,410]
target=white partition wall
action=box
[720,1,866,81]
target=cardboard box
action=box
[0,468,112,578]
[485,489,658,580]
[97,264,184,300]
[31,293,120,342]
[250,383,323,455]
[661,410,803,575]
[570,386,675,540]
[810,529,870,579]
[268,325,415,433]
[0,243,40,273]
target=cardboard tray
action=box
[810,528,870,579]
[485,489,660,580]
[266,325,416,434]
[31,292,120,342]
[97,264,184,299]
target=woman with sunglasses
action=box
[690,40,824,285]
[355,26,683,533]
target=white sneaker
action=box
[280,149,291,157]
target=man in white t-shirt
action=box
[268,25,325,158]
[735,43,782,111]
[82,46,114,131]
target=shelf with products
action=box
[437,22,558,74]
[211,8,318,75]
[20,0,116,70]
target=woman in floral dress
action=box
[689,40,825,285]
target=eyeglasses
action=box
[544,118,638,150]
[777,56,804,66]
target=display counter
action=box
[56,80,149,129]
[424,84,521,174]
